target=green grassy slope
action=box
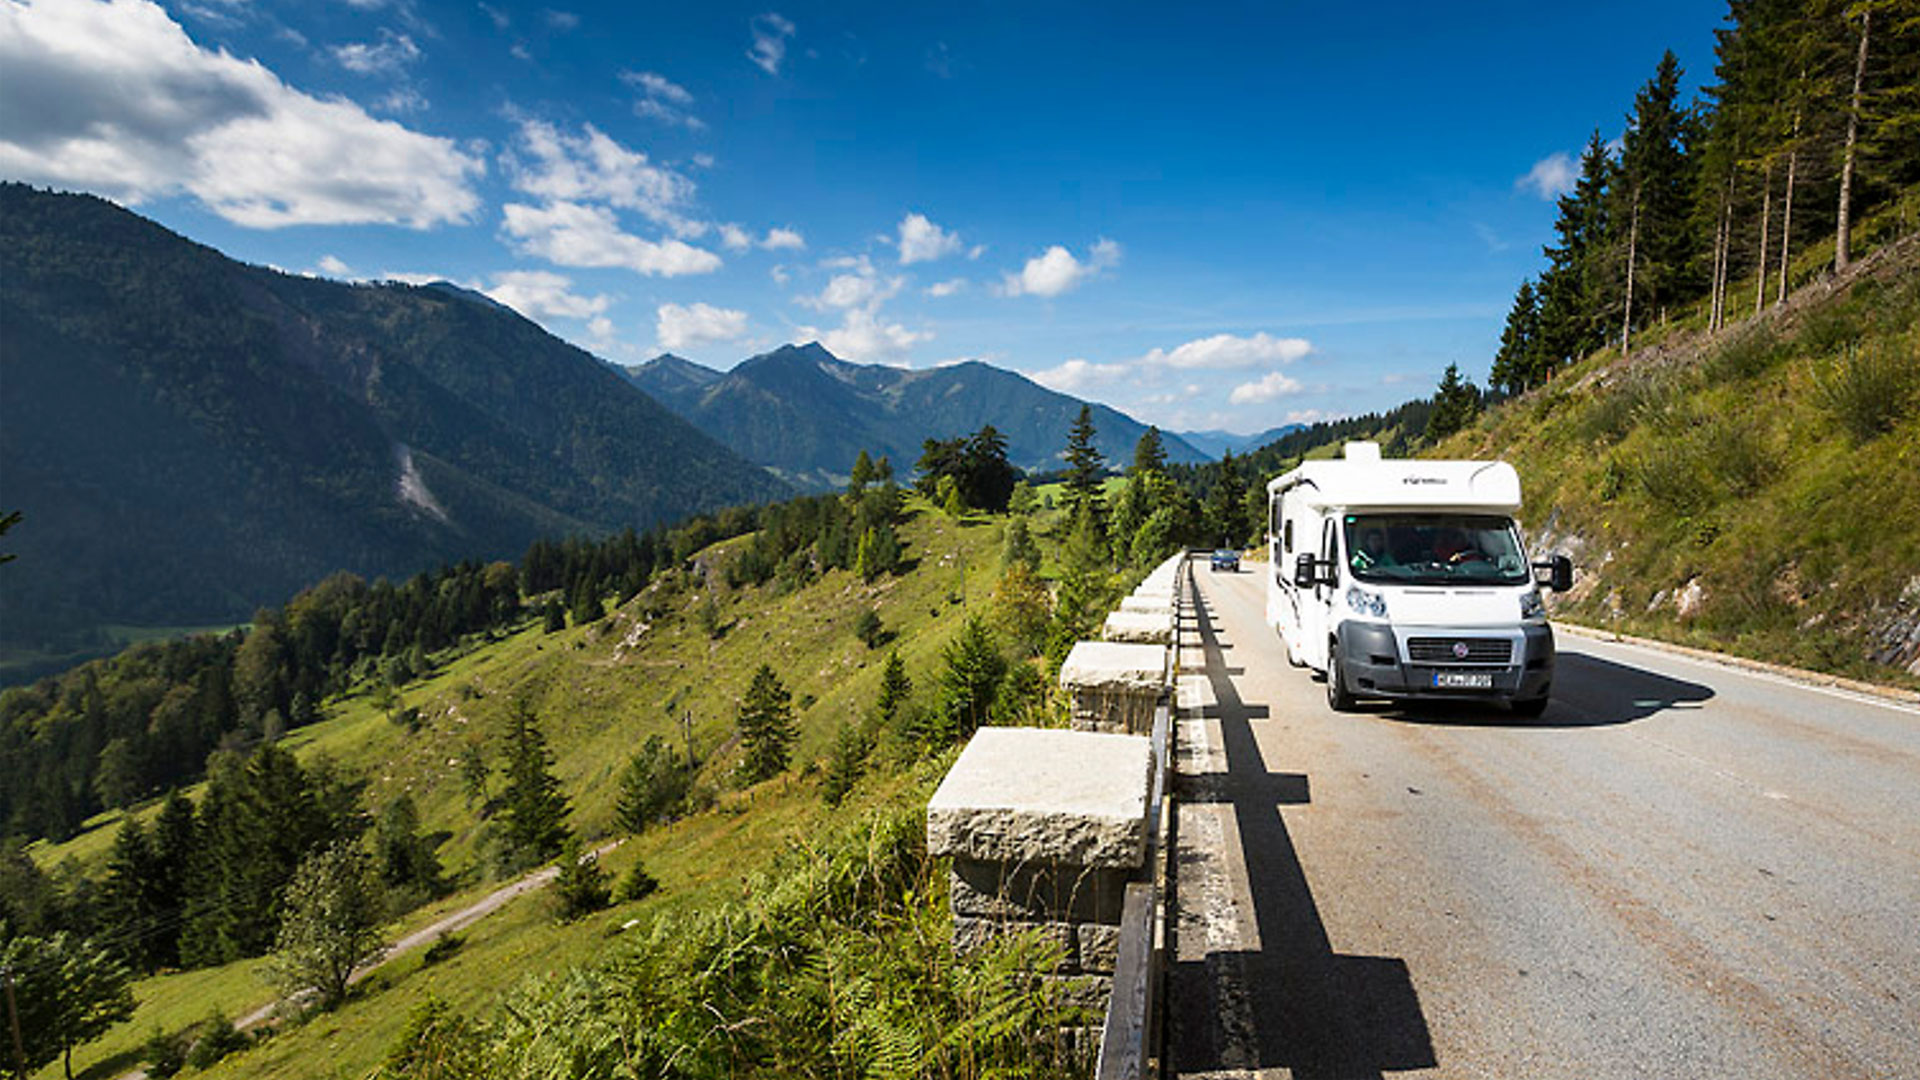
[1436,233,1920,684]
[30,501,1024,1080]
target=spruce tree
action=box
[848,449,875,496]
[874,651,913,729]
[1424,363,1482,443]
[96,818,162,971]
[1062,405,1107,537]
[1617,51,1700,337]
[1131,426,1168,475]
[1490,279,1545,394]
[500,700,571,863]
[936,616,1007,744]
[613,735,689,833]
[736,664,796,783]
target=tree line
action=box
[1490,4,1920,395]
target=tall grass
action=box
[1813,342,1920,443]
[375,803,1092,1079]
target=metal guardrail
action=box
[1094,552,1187,1080]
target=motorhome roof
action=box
[1267,442,1522,513]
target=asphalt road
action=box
[1166,566,1920,1079]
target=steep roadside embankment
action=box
[1444,233,1920,685]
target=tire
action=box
[1510,696,1549,719]
[1325,646,1356,713]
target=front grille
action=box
[1407,637,1512,664]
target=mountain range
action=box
[623,345,1210,490]
[0,184,789,665]
[1174,426,1308,459]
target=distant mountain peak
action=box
[620,339,1209,490]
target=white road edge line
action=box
[1559,625,1920,718]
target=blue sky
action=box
[1,0,1727,434]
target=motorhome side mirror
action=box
[1294,553,1318,588]
[1534,554,1574,592]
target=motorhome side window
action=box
[1282,519,1292,554]
[1343,513,1529,586]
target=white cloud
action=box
[1517,151,1577,200]
[544,9,579,31]
[500,200,721,276]
[331,31,420,76]
[800,308,929,366]
[720,223,803,252]
[1228,371,1304,405]
[1030,358,1130,393]
[762,227,804,251]
[1286,409,1340,425]
[0,0,483,228]
[483,269,610,320]
[1142,332,1312,370]
[623,69,704,130]
[504,119,700,235]
[657,301,749,351]
[802,255,903,311]
[897,211,962,265]
[1000,238,1121,298]
[747,12,795,75]
[315,254,354,277]
[925,278,967,298]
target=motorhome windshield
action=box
[1343,514,1528,586]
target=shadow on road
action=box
[1380,649,1717,729]
[1169,592,1437,1078]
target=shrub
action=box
[615,859,659,902]
[854,608,884,649]
[552,841,611,922]
[1704,323,1786,381]
[1814,342,1919,442]
[184,1010,248,1070]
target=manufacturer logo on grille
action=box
[1451,641,1471,659]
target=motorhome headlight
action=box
[1520,589,1546,621]
[1345,587,1388,619]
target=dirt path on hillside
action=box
[114,840,622,1080]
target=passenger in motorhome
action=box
[1353,527,1398,571]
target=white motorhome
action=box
[1266,441,1572,716]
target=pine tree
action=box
[1131,426,1168,475]
[1207,451,1244,548]
[147,790,196,968]
[1424,363,1481,443]
[1061,405,1107,537]
[874,651,913,729]
[1616,51,1700,340]
[847,449,875,496]
[936,616,1007,744]
[613,735,689,833]
[821,722,872,807]
[500,700,571,863]
[736,664,796,783]
[96,818,163,971]
[550,839,610,921]
[1490,279,1545,394]
[1537,131,1613,366]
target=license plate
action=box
[1433,671,1494,689]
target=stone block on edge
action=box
[927,727,1152,869]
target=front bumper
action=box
[1335,620,1554,703]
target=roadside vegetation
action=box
[7,404,1219,1080]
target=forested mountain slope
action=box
[0,185,789,672]
[625,342,1208,489]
